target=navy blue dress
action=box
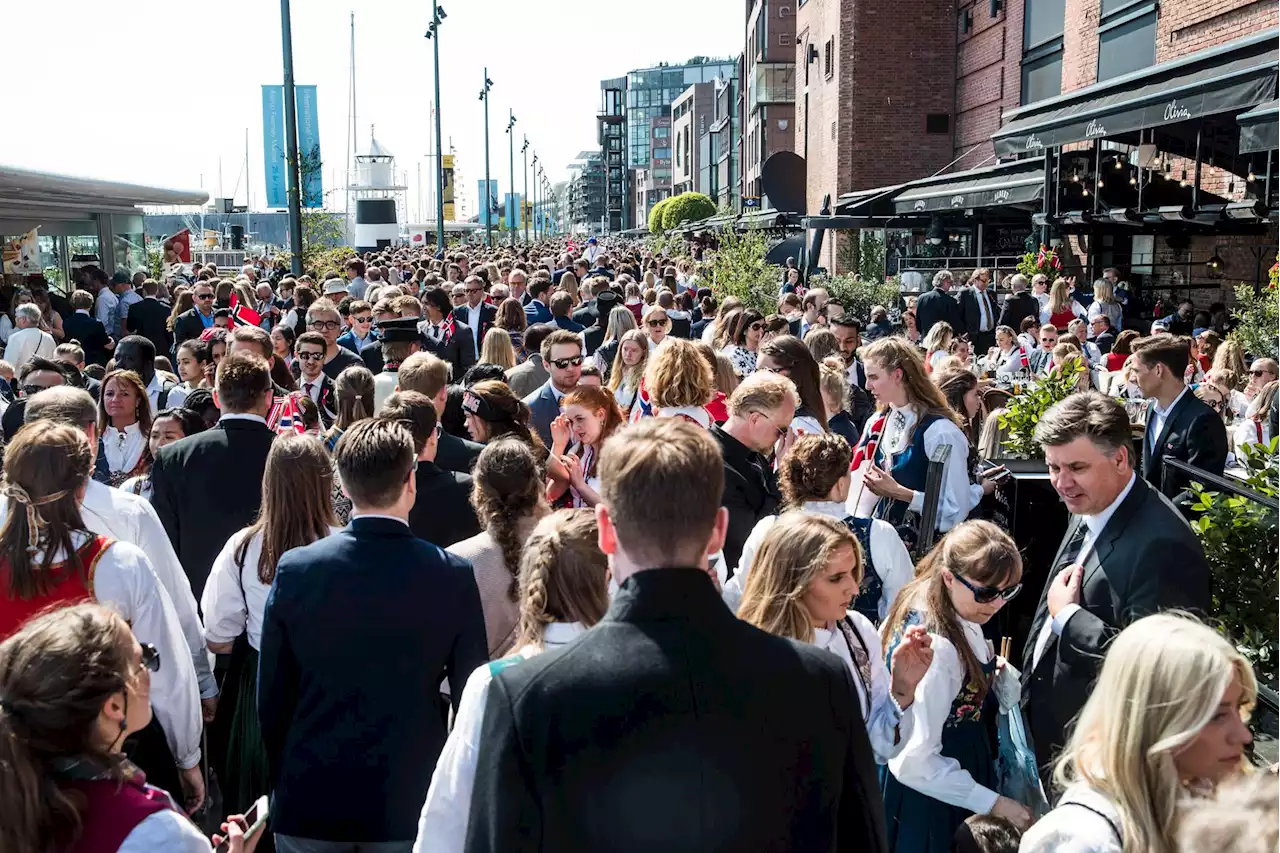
[843,516,883,626]
[880,610,997,853]
[872,413,942,553]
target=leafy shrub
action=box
[648,197,672,234]
[708,227,777,315]
[662,192,717,230]
[1229,260,1279,361]
[1016,245,1064,279]
[809,273,901,326]
[996,361,1087,459]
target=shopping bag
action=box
[996,704,1051,816]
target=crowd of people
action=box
[0,239,1273,853]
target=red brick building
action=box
[743,0,798,203]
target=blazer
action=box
[959,286,999,338]
[64,311,113,367]
[150,418,275,600]
[1094,330,1116,355]
[571,300,599,327]
[408,461,480,548]
[258,517,487,842]
[419,318,478,383]
[998,291,1040,333]
[523,299,553,325]
[582,323,607,356]
[1142,391,1228,509]
[126,297,173,359]
[862,320,892,342]
[298,372,337,429]
[464,568,887,853]
[506,354,549,399]
[359,340,385,375]
[1021,475,1210,776]
[436,430,483,474]
[172,308,212,347]
[452,303,497,352]
[553,315,585,334]
[914,286,964,341]
[523,380,561,448]
[713,425,781,575]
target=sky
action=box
[3,0,740,218]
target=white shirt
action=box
[723,501,913,623]
[4,325,55,368]
[465,304,483,359]
[887,608,999,815]
[103,422,147,476]
[1147,387,1189,450]
[1032,473,1136,668]
[1019,783,1124,853]
[202,526,342,651]
[95,288,120,328]
[299,375,325,405]
[147,372,188,416]
[813,610,915,764]
[118,795,213,853]
[994,346,1028,377]
[971,287,994,332]
[374,370,398,414]
[218,412,268,426]
[1040,300,1087,326]
[414,622,587,853]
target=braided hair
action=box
[470,438,549,600]
[512,509,610,650]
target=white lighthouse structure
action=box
[350,132,406,252]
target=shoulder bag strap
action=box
[837,616,874,714]
[1065,802,1122,845]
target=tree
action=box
[1229,260,1279,361]
[661,192,717,230]
[276,149,352,275]
[649,197,673,234]
[708,227,776,315]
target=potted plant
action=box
[996,360,1087,469]
[1016,244,1063,280]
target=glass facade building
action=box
[625,60,737,170]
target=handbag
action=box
[996,703,1050,816]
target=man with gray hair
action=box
[4,302,56,368]
[914,269,962,341]
[1021,390,1210,781]
[998,272,1040,332]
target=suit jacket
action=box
[523,299,553,325]
[713,425,781,575]
[959,286,999,339]
[1021,476,1210,775]
[453,303,497,353]
[553,315,585,334]
[506,354,550,399]
[420,318,478,383]
[862,321,892,342]
[150,417,275,600]
[523,381,561,448]
[582,323,606,356]
[464,568,887,853]
[571,300,598,327]
[359,340,385,375]
[436,430,483,474]
[1094,330,1116,355]
[998,291,1040,333]
[299,372,338,429]
[258,517,487,842]
[126,297,173,359]
[914,286,963,341]
[408,461,480,547]
[172,308,212,347]
[64,311,113,367]
[1142,391,1229,508]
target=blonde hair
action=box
[1178,771,1278,853]
[608,329,649,394]
[1212,339,1247,384]
[738,512,861,643]
[922,320,955,355]
[1054,612,1257,853]
[514,509,608,653]
[977,407,1010,459]
[480,328,516,370]
[644,337,713,409]
[1092,279,1116,305]
[863,337,966,431]
[819,357,851,415]
[1048,278,1072,315]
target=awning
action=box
[893,157,1045,214]
[0,162,209,212]
[993,29,1278,158]
[1239,100,1278,154]
[834,183,904,216]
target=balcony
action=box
[748,61,795,112]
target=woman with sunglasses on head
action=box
[738,512,930,765]
[880,520,1032,850]
[202,434,340,818]
[549,385,626,509]
[98,369,154,488]
[0,604,260,853]
[1021,612,1255,853]
[757,335,829,436]
[416,508,609,853]
[606,328,648,416]
[0,422,207,817]
[719,307,766,377]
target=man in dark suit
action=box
[712,372,794,574]
[126,278,173,359]
[259,417,486,853]
[465,417,887,853]
[420,286,476,383]
[64,290,114,366]
[959,268,999,354]
[580,290,618,356]
[173,279,218,347]
[1132,335,1228,510]
[505,323,553,399]
[294,332,338,428]
[1091,315,1117,355]
[151,350,276,601]
[549,291,585,333]
[523,330,583,448]
[914,270,963,342]
[522,278,553,325]
[830,316,867,389]
[1022,392,1211,779]
[998,273,1040,334]
[452,275,496,363]
[863,306,893,342]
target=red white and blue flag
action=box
[274,392,306,435]
[229,293,263,328]
[851,411,888,472]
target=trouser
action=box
[275,837,413,853]
[972,330,996,356]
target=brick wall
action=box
[1159,0,1277,59]
[796,0,844,267]
[1061,0,1100,92]
[955,0,1023,170]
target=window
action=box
[654,126,670,138]
[1024,0,1064,48]
[654,148,672,160]
[926,113,950,134]
[1097,1,1156,82]
[824,37,834,79]
[1021,0,1064,104]
[1021,51,1063,104]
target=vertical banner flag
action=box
[477,179,498,229]
[1,228,39,274]
[295,85,323,208]
[441,155,455,221]
[262,85,287,208]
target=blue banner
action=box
[262,85,287,209]
[295,85,323,208]
[477,179,498,228]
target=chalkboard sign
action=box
[982,472,1017,533]
[983,225,1034,257]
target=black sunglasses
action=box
[550,355,583,370]
[309,320,341,331]
[647,319,668,328]
[952,572,1022,604]
[195,293,214,300]
[139,643,160,673]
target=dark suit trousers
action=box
[972,330,995,355]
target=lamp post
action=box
[531,152,538,241]
[521,136,530,245]
[278,0,304,275]
[479,70,493,247]
[424,2,446,256]
[505,110,517,248]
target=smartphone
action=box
[213,795,269,853]
[978,459,1012,482]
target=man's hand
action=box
[201,696,218,722]
[1047,563,1084,619]
[178,764,206,815]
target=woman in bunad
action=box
[201,434,340,817]
[932,366,1006,516]
[851,337,980,551]
[722,433,913,628]
[413,508,610,853]
[1021,612,1256,853]
[97,370,153,488]
[880,520,1033,852]
[737,511,932,766]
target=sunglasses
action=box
[296,351,325,362]
[647,319,668,328]
[951,572,1022,604]
[195,293,214,301]
[550,355,584,370]
[1250,369,1273,377]
[466,286,484,293]
[353,315,372,324]
[309,320,341,331]
[750,409,788,439]
[138,643,160,674]
[748,322,764,332]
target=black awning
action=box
[993,29,1278,158]
[892,158,1045,215]
[1239,100,1278,154]
[834,184,905,216]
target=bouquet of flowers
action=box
[1016,244,1063,279]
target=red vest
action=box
[1048,308,1077,330]
[0,536,114,640]
[61,769,178,853]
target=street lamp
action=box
[278,0,304,275]
[521,136,530,245]
[479,71,493,247]
[505,110,517,248]
[424,2,446,256]
[531,152,538,241]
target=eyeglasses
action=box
[309,320,341,331]
[748,322,764,332]
[750,410,788,439]
[1250,369,1273,377]
[549,355,583,370]
[195,293,214,301]
[647,319,668,328]
[353,315,372,324]
[951,572,1022,604]
[296,351,325,362]
[137,643,160,674]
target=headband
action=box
[462,391,501,422]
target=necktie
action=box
[978,290,991,330]
[1056,520,1089,571]
[305,382,315,400]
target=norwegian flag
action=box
[850,411,888,472]
[229,293,262,328]
[629,378,654,423]
[274,393,306,435]
[1017,346,1030,370]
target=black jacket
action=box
[1094,330,1116,355]
[959,286,998,339]
[435,430,483,474]
[63,311,113,367]
[408,461,480,547]
[862,321,892,342]
[172,308,213,348]
[419,320,477,383]
[1021,476,1210,776]
[465,568,888,853]
[126,296,173,359]
[914,286,963,341]
[1142,391,1229,510]
[582,323,607,356]
[713,425,780,575]
[150,417,275,600]
[998,291,1040,333]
